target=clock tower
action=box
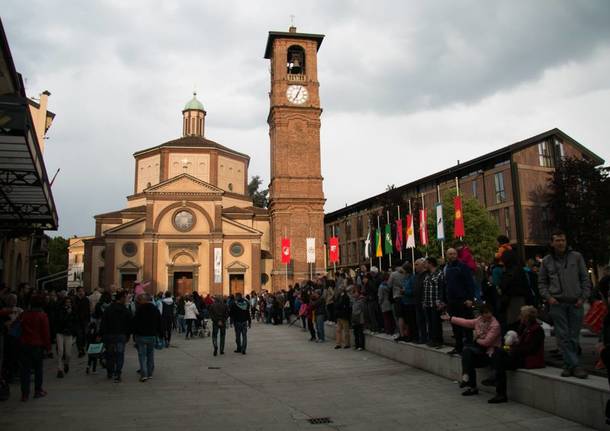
[264,27,326,290]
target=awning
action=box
[0,94,58,231]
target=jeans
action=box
[423,306,443,344]
[177,315,185,333]
[315,314,326,341]
[56,333,73,370]
[549,302,584,369]
[461,345,491,388]
[336,318,351,347]
[234,321,248,353]
[212,323,226,352]
[135,336,155,378]
[103,334,126,377]
[19,345,44,396]
[185,319,195,338]
[448,301,473,352]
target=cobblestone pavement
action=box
[0,322,591,430]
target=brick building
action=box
[324,129,604,269]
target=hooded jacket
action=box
[230,298,251,324]
[101,302,132,337]
[538,249,591,303]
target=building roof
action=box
[94,205,146,220]
[183,92,204,112]
[133,135,250,162]
[325,128,605,221]
[264,29,325,59]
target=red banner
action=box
[395,219,403,251]
[454,196,465,238]
[281,238,291,264]
[419,209,428,245]
[329,236,339,263]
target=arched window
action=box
[287,45,305,75]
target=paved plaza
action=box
[1,323,592,431]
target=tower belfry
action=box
[264,27,326,289]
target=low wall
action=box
[302,321,610,430]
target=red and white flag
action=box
[405,214,416,249]
[419,209,429,246]
[329,236,339,263]
[281,238,291,264]
[395,219,403,251]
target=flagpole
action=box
[368,217,373,268]
[397,205,403,261]
[386,210,392,270]
[284,227,288,291]
[409,199,415,265]
[421,193,427,257]
[377,214,382,270]
[456,176,463,241]
[332,225,337,276]
[437,184,445,260]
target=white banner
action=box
[214,247,222,283]
[306,237,316,263]
[436,203,445,241]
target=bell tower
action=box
[264,27,326,290]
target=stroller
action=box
[195,308,210,338]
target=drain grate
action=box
[207,366,221,370]
[308,417,332,425]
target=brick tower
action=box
[264,27,326,290]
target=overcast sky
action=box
[4,1,610,237]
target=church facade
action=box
[82,27,327,295]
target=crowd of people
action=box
[0,284,253,402]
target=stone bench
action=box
[306,321,609,429]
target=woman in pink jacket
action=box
[442,303,501,396]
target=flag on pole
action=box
[281,238,291,264]
[375,229,383,257]
[329,236,339,263]
[405,214,416,249]
[436,203,445,241]
[306,237,316,263]
[419,209,429,245]
[454,196,465,237]
[384,223,392,255]
[364,228,371,259]
[395,219,403,251]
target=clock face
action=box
[174,210,194,232]
[286,85,308,105]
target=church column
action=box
[160,149,169,181]
[104,241,115,289]
[210,151,218,186]
[214,203,222,232]
[144,238,154,291]
[251,242,261,293]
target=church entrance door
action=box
[229,274,245,296]
[174,272,193,297]
[121,273,137,291]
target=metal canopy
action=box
[0,95,57,231]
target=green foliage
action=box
[420,190,499,263]
[547,157,610,267]
[247,175,269,208]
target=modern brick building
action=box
[324,128,604,269]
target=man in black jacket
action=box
[208,296,229,356]
[100,291,132,382]
[230,293,251,354]
[133,294,162,381]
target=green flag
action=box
[375,229,382,257]
[384,223,392,255]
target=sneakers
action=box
[461,388,479,396]
[113,375,121,383]
[34,389,47,399]
[139,376,148,382]
[560,367,573,378]
[213,347,218,356]
[572,367,588,379]
[488,394,508,404]
[56,370,64,379]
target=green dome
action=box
[183,92,204,111]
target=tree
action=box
[248,175,269,208]
[547,157,610,269]
[421,190,499,263]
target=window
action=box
[554,138,565,161]
[286,45,306,75]
[357,216,363,237]
[494,172,506,203]
[538,141,553,167]
[472,180,477,199]
[122,242,138,257]
[230,242,244,257]
[504,207,511,238]
[491,210,500,227]
[345,220,351,239]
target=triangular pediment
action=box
[118,260,140,270]
[221,217,262,236]
[104,217,146,235]
[145,174,224,195]
[227,260,249,273]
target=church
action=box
[83,27,327,295]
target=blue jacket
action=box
[444,260,475,302]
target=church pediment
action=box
[104,217,146,235]
[221,217,262,236]
[118,260,140,271]
[145,173,224,196]
[227,260,249,273]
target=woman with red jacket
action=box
[18,294,51,401]
[487,305,545,403]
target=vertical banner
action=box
[375,229,383,257]
[436,203,445,241]
[419,209,429,246]
[405,214,416,249]
[384,223,393,255]
[306,237,316,263]
[395,218,403,251]
[454,196,465,238]
[214,247,222,283]
[364,228,371,260]
[281,238,291,264]
[329,236,339,263]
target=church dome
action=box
[183,92,205,111]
